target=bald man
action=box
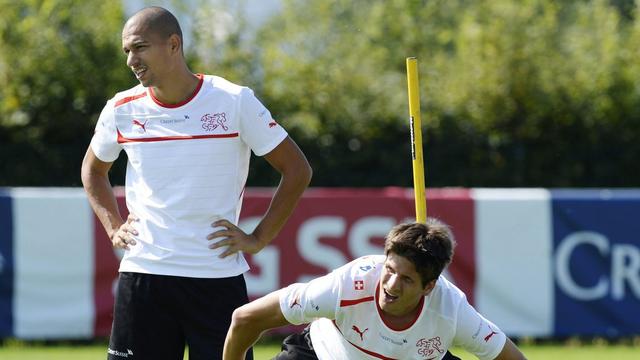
[81,6,311,360]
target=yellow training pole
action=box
[406,57,427,223]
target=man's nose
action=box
[387,274,400,290]
[126,52,137,68]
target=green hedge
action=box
[2,0,639,187]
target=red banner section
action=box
[93,189,128,337]
[92,187,475,336]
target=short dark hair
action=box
[131,6,183,47]
[383,218,455,287]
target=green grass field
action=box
[0,339,638,359]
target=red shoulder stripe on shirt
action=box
[117,129,239,144]
[114,92,147,107]
[339,296,374,307]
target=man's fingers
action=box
[125,223,139,236]
[218,247,237,258]
[212,218,234,228]
[112,233,131,250]
[112,221,138,250]
[209,238,241,257]
[209,238,231,249]
[207,229,231,240]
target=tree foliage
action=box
[2,0,640,187]
[243,0,640,187]
[0,0,131,186]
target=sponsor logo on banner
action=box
[240,189,476,303]
[555,231,640,301]
[552,191,640,336]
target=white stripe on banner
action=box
[12,188,94,339]
[473,188,553,337]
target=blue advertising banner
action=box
[0,190,13,337]
[552,190,640,337]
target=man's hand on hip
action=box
[111,214,139,250]
[208,219,265,258]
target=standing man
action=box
[81,6,312,360]
[223,219,527,360]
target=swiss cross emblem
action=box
[354,280,364,290]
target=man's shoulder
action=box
[338,255,384,283]
[201,74,250,96]
[110,84,147,108]
[435,275,466,296]
[428,275,469,314]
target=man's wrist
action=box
[251,232,270,250]
[108,223,123,241]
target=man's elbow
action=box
[80,151,96,187]
[300,162,312,187]
[80,163,101,191]
[229,305,255,330]
[285,159,312,191]
[80,164,93,189]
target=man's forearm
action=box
[251,137,312,248]
[252,169,310,247]
[81,165,123,239]
[223,322,264,360]
[223,291,291,360]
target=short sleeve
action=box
[90,100,123,162]
[238,88,288,156]
[453,298,506,360]
[279,270,341,325]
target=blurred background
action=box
[3,0,640,188]
[1,0,639,358]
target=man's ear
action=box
[169,34,181,54]
[422,279,437,296]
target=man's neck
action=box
[380,306,421,329]
[152,71,200,105]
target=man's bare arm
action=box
[210,136,312,257]
[81,146,137,249]
[223,290,290,360]
[494,337,527,360]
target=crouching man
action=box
[223,219,527,360]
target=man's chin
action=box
[138,79,151,87]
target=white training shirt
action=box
[280,255,506,360]
[91,74,288,278]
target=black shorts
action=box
[108,272,253,360]
[273,326,318,360]
[272,325,462,360]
